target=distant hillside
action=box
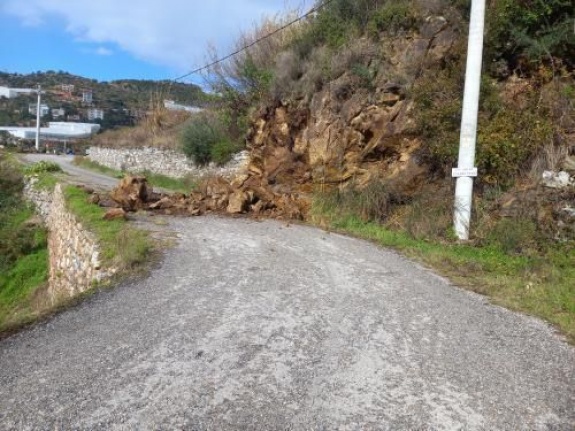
[0,71,210,130]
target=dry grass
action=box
[90,110,190,150]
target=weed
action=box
[311,178,401,225]
[367,1,420,37]
[23,161,62,175]
[141,170,197,194]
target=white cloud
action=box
[2,0,313,77]
[95,47,113,56]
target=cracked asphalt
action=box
[1,215,574,430]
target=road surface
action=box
[1,157,573,430]
[22,153,119,190]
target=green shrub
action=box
[23,160,62,175]
[368,1,419,36]
[211,140,241,166]
[414,50,553,187]
[181,113,242,166]
[180,114,222,165]
[487,218,538,254]
[485,0,574,71]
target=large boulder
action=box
[110,176,149,210]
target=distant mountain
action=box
[0,71,210,130]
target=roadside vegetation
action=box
[0,157,152,336]
[63,185,151,269]
[0,154,49,333]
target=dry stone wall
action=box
[25,180,115,299]
[87,147,248,179]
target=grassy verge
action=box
[0,207,49,333]
[63,185,151,269]
[311,198,575,344]
[0,158,153,336]
[0,155,50,333]
[73,156,197,193]
[72,156,123,178]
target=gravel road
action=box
[1,215,574,430]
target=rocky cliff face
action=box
[244,15,459,208]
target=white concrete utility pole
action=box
[453,0,486,240]
[35,84,42,151]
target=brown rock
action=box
[230,174,250,189]
[23,215,43,227]
[149,197,175,210]
[110,175,149,210]
[87,193,100,205]
[204,177,231,196]
[147,191,163,203]
[378,93,401,106]
[562,155,575,173]
[103,208,127,221]
[98,198,121,208]
[79,185,95,194]
[251,200,264,214]
[227,191,249,214]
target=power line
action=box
[172,0,335,82]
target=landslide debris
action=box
[78,174,308,221]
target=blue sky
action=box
[0,0,314,85]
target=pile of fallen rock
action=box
[81,175,309,221]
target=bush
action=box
[487,218,538,254]
[211,140,241,166]
[180,113,242,166]
[23,160,62,175]
[367,1,420,36]
[485,0,574,72]
[180,117,216,165]
[413,48,554,187]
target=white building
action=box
[86,108,104,121]
[0,122,101,140]
[28,103,50,116]
[52,108,66,119]
[163,100,202,113]
[0,86,37,99]
[82,90,93,104]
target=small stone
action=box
[103,208,127,220]
[542,171,573,189]
[87,193,100,205]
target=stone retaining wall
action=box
[87,146,249,179]
[25,180,115,299]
